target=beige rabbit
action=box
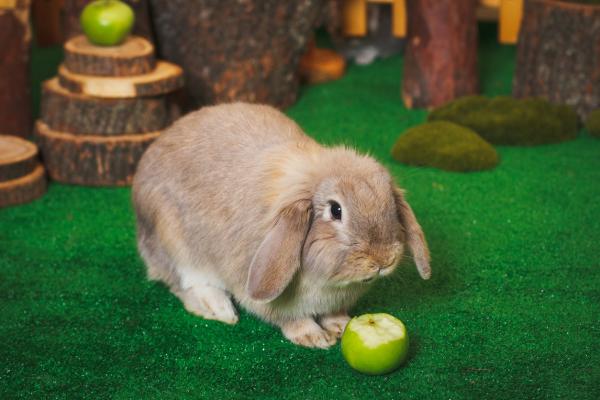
[132,103,430,348]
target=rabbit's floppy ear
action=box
[246,199,312,302]
[393,187,431,280]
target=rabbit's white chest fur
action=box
[239,278,368,323]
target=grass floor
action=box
[2,25,600,399]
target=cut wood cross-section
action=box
[64,35,156,77]
[0,134,46,207]
[0,135,38,181]
[58,61,184,98]
[41,78,179,135]
[35,121,161,186]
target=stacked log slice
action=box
[58,62,183,98]
[36,35,183,186]
[0,135,47,207]
[64,35,156,76]
[41,78,176,135]
[36,121,160,186]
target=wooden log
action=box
[402,0,479,109]
[150,0,325,109]
[41,78,180,135]
[0,0,32,137]
[0,135,39,181]
[64,35,156,76]
[58,61,184,98]
[35,120,160,186]
[32,0,63,46]
[62,0,155,41]
[513,0,600,120]
[0,164,47,208]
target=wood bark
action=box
[41,78,180,135]
[62,0,155,42]
[0,164,47,208]
[0,135,39,182]
[0,0,32,137]
[64,35,156,76]
[57,61,184,98]
[150,0,325,109]
[35,121,160,186]
[402,0,479,109]
[513,0,600,120]
[32,0,63,46]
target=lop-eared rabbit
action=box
[133,103,430,348]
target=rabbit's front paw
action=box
[177,285,239,325]
[319,313,350,338]
[281,318,337,349]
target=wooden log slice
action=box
[0,164,47,208]
[64,35,156,77]
[0,134,38,182]
[58,61,184,99]
[35,120,160,186]
[41,78,180,135]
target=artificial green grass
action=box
[390,121,499,172]
[2,24,600,399]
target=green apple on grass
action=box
[80,0,135,46]
[341,313,409,375]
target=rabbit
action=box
[132,102,430,349]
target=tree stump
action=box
[41,78,179,135]
[64,35,156,76]
[62,0,155,41]
[402,0,479,109]
[0,0,32,137]
[150,0,325,109]
[58,61,183,98]
[35,121,160,186]
[0,135,46,207]
[513,0,600,120]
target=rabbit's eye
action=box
[329,201,342,221]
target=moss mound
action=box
[391,121,499,172]
[428,96,578,146]
[585,109,600,138]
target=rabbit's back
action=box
[133,103,315,295]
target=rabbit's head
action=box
[246,147,430,303]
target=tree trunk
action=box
[35,121,160,186]
[62,0,155,42]
[0,0,32,137]
[57,61,184,98]
[0,164,47,208]
[41,78,180,135]
[402,0,479,109]
[150,0,325,109]
[513,0,600,120]
[64,35,156,76]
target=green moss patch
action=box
[391,121,499,172]
[585,109,600,138]
[428,96,578,146]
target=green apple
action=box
[341,313,409,375]
[80,0,135,46]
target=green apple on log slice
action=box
[341,313,409,375]
[80,0,135,46]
